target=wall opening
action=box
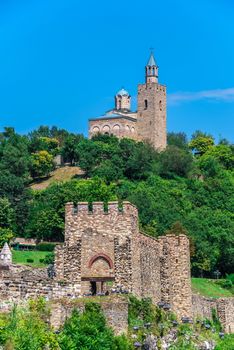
[90,281,97,295]
[144,99,148,109]
[159,100,162,111]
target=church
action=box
[88,52,167,150]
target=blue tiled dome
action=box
[117,88,129,96]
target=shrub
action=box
[36,242,56,251]
[59,302,132,350]
[44,252,54,265]
[216,279,233,290]
[226,273,234,284]
[39,258,45,263]
[26,258,34,263]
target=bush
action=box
[216,279,233,290]
[39,258,45,263]
[226,273,234,284]
[215,334,234,350]
[36,242,56,251]
[59,302,132,350]
[26,258,34,263]
[44,252,54,265]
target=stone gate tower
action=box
[137,52,167,150]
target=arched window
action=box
[102,125,110,135]
[92,126,100,134]
[113,124,120,135]
[88,253,114,269]
[144,99,148,109]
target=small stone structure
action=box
[0,243,12,266]
[89,52,167,151]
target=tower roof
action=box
[147,52,157,67]
[116,88,129,96]
[0,242,11,256]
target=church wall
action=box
[89,118,138,140]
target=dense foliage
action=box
[0,298,233,350]
[0,299,131,350]
[0,126,233,276]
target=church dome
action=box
[116,88,129,96]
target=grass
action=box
[12,250,50,267]
[30,166,84,190]
[192,278,234,298]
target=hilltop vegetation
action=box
[0,126,233,277]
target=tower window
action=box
[159,100,162,111]
[144,99,148,109]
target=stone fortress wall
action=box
[192,294,234,333]
[54,201,192,320]
[0,201,233,333]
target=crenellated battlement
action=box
[65,201,138,216]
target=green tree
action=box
[165,221,188,236]
[26,206,64,240]
[204,144,234,169]
[61,134,84,165]
[0,300,59,350]
[59,303,131,350]
[189,134,214,156]
[0,197,15,229]
[159,146,193,178]
[31,150,54,178]
[167,132,188,150]
[0,227,14,247]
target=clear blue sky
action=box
[0,0,233,141]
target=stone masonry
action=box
[54,201,192,320]
[0,201,234,333]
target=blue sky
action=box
[0,0,233,141]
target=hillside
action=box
[192,278,234,298]
[30,166,84,190]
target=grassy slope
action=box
[12,250,50,267]
[30,166,84,190]
[192,278,233,298]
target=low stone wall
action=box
[192,294,234,333]
[50,296,128,335]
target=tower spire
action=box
[145,50,158,84]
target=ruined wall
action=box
[192,294,234,333]
[137,82,167,150]
[158,235,192,319]
[137,234,161,304]
[50,296,128,335]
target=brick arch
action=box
[88,253,113,269]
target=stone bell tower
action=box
[137,52,167,150]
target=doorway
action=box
[90,281,97,295]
